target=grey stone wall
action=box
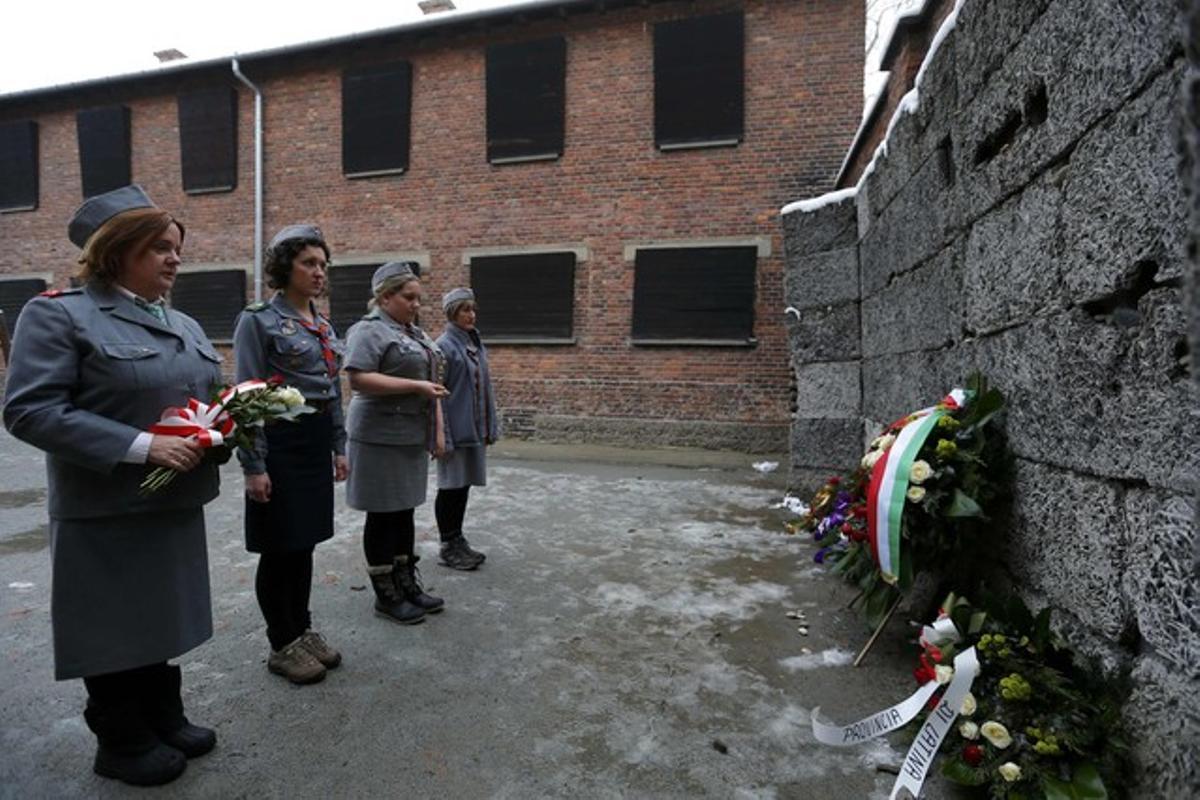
[782,0,1198,793]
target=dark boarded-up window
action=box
[0,278,48,329]
[653,11,744,149]
[178,87,238,193]
[171,270,245,340]
[0,120,38,211]
[342,62,412,177]
[632,247,756,342]
[329,263,380,335]
[77,105,131,197]
[486,36,566,163]
[470,252,575,340]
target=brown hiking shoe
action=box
[299,630,342,669]
[267,638,327,684]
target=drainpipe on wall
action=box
[231,58,264,302]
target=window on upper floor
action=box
[178,86,238,194]
[342,61,413,178]
[0,120,38,212]
[469,251,576,342]
[631,245,757,345]
[0,276,49,330]
[170,269,247,341]
[653,10,744,151]
[77,105,132,198]
[486,36,566,164]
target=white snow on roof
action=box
[780,0,966,217]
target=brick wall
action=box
[0,0,864,452]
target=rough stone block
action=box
[962,171,1065,334]
[779,196,858,258]
[790,417,863,471]
[786,301,860,363]
[784,246,859,311]
[966,300,1199,492]
[865,37,961,218]
[1124,655,1200,797]
[792,361,860,419]
[860,346,968,423]
[859,155,955,295]
[1007,458,1129,639]
[954,0,1181,224]
[953,0,1054,107]
[1059,65,1188,301]
[862,243,963,357]
[1123,489,1200,675]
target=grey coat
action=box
[2,283,223,678]
[344,310,444,447]
[435,324,499,450]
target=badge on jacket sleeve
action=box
[280,319,297,335]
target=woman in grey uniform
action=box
[232,224,349,684]
[3,186,222,786]
[344,262,448,624]
[433,288,498,570]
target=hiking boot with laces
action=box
[299,629,342,669]
[439,535,484,571]
[394,555,445,613]
[459,535,487,563]
[267,637,327,684]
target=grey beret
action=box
[68,185,156,248]
[442,287,475,312]
[371,261,420,294]
[268,223,325,251]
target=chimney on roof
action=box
[153,49,188,63]
[418,0,456,14]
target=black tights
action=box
[435,486,471,541]
[362,509,415,567]
[83,662,170,706]
[255,548,314,651]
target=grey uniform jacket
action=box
[344,309,444,447]
[2,284,223,518]
[231,294,347,474]
[435,324,499,450]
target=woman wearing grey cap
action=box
[3,186,222,786]
[434,287,497,570]
[232,224,349,685]
[343,262,448,624]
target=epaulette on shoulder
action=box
[39,288,83,299]
[244,301,270,312]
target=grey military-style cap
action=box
[442,287,474,312]
[268,223,325,251]
[371,261,420,294]
[67,185,156,248]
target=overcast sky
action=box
[4,0,916,107]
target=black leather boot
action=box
[368,565,425,624]
[84,699,187,786]
[141,664,216,758]
[394,555,445,613]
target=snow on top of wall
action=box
[780,0,967,218]
[779,187,859,216]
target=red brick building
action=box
[0,0,862,451]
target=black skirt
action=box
[245,410,335,553]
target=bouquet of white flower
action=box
[138,378,314,495]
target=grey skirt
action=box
[50,508,212,680]
[437,446,488,490]
[346,440,429,512]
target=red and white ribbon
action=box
[148,381,267,448]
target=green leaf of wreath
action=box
[946,489,984,518]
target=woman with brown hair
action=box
[233,224,349,684]
[3,185,224,786]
